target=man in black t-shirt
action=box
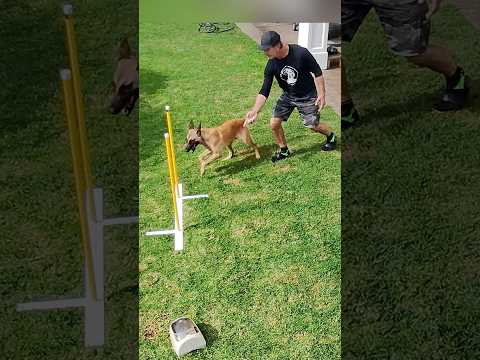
[244,31,337,162]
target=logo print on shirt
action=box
[280,66,298,86]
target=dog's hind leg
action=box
[238,128,261,159]
[222,145,234,161]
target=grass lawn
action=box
[1,1,138,358]
[139,23,341,359]
[342,6,480,359]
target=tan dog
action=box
[110,38,139,115]
[185,119,261,176]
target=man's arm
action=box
[420,0,443,18]
[246,94,267,118]
[313,74,326,110]
[303,47,326,110]
[244,63,273,126]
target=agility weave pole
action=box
[145,106,209,252]
[16,4,138,348]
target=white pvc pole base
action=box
[104,216,138,226]
[145,230,176,236]
[85,188,104,347]
[16,187,138,348]
[145,183,208,252]
[17,298,86,311]
[182,194,209,200]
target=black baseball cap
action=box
[259,31,281,51]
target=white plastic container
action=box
[169,317,206,357]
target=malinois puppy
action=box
[110,38,139,115]
[185,119,261,176]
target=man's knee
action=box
[270,118,283,130]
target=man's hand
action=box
[420,0,443,18]
[315,94,326,110]
[244,110,258,127]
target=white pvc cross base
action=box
[16,188,138,348]
[145,183,208,252]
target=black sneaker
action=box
[321,132,337,151]
[341,108,360,130]
[434,70,470,112]
[271,148,291,162]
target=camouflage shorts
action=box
[273,91,320,128]
[342,0,431,56]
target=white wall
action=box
[298,23,329,69]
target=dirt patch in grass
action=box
[143,320,160,341]
[232,226,251,238]
[268,164,295,174]
[141,272,160,287]
[224,177,242,186]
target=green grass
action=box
[1,1,138,358]
[139,23,341,359]
[342,6,480,359]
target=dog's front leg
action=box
[200,153,221,176]
[199,149,212,162]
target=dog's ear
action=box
[118,37,132,59]
[197,122,202,135]
[188,120,195,129]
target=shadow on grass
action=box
[294,140,342,159]
[359,89,438,127]
[197,322,219,347]
[352,77,480,130]
[466,77,480,111]
[213,139,341,176]
[213,144,274,175]
[140,68,168,96]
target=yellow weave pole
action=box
[165,134,180,229]
[63,5,97,222]
[165,107,179,187]
[61,69,97,301]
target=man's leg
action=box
[341,63,351,104]
[341,63,361,130]
[270,117,288,148]
[311,122,332,137]
[271,93,294,162]
[407,44,456,76]
[377,0,469,111]
[270,117,291,162]
[340,0,370,129]
[311,123,337,151]
[298,97,337,151]
[407,45,468,111]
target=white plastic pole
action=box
[84,188,104,347]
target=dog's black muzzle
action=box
[185,140,200,152]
